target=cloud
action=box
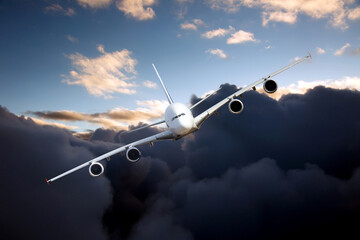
[291,56,301,62]
[205,0,357,29]
[62,45,138,98]
[27,100,168,130]
[348,7,360,20]
[66,34,78,43]
[24,116,78,130]
[100,85,360,239]
[334,43,351,55]
[202,26,234,39]
[175,0,194,18]
[44,3,75,16]
[262,10,297,26]
[316,47,326,54]
[2,83,360,239]
[206,48,228,59]
[205,0,243,13]
[143,80,157,88]
[226,29,257,44]
[0,106,112,240]
[180,22,197,30]
[180,19,204,31]
[333,43,360,56]
[97,44,105,53]
[116,0,156,21]
[77,0,113,8]
[258,76,360,100]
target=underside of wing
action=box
[46,129,174,184]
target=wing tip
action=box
[307,51,312,59]
[45,178,51,186]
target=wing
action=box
[194,54,311,127]
[46,129,174,184]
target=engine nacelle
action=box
[89,162,104,177]
[126,147,141,162]
[263,79,278,94]
[228,99,244,114]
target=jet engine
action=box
[126,147,141,162]
[228,99,244,114]
[263,79,278,94]
[89,162,104,177]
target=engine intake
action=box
[263,79,278,94]
[126,147,141,162]
[89,162,104,177]
[228,99,244,114]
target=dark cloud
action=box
[1,84,360,240]
[186,84,360,179]
[0,106,112,239]
[98,85,360,239]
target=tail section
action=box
[152,64,174,105]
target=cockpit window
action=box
[172,113,185,121]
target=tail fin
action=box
[152,64,174,105]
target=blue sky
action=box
[0,0,359,132]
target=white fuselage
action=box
[164,103,197,137]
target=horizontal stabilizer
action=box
[190,87,221,110]
[126,120,166,134]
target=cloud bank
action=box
[2,84,360,239]
[28,100,168,130]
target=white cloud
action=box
[348,7,360,20]
[259,76,360,100]
[193,19,204,25]
[262,11,297,26]
[206,48,228,59]
[316,47,326,55]
[63,45,138,98]
[77,0,113,8]
[180,22,197,30]
[226,30,257,44]
[291,56,301,62]
[97,44,105,53]
[143,80,157,88]
[334,43,351,56]
[66,35,78,43]
[116,0,156,21]
[202,26,234,39]
[206,0,356,30]
[265,45,272,49]
[180,19,204,30]
[44,3,75,16]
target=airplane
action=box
[45,52,312,184]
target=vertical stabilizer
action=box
[152,64,174,104]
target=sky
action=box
[1,1,360,239]
[1,0,360,133]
